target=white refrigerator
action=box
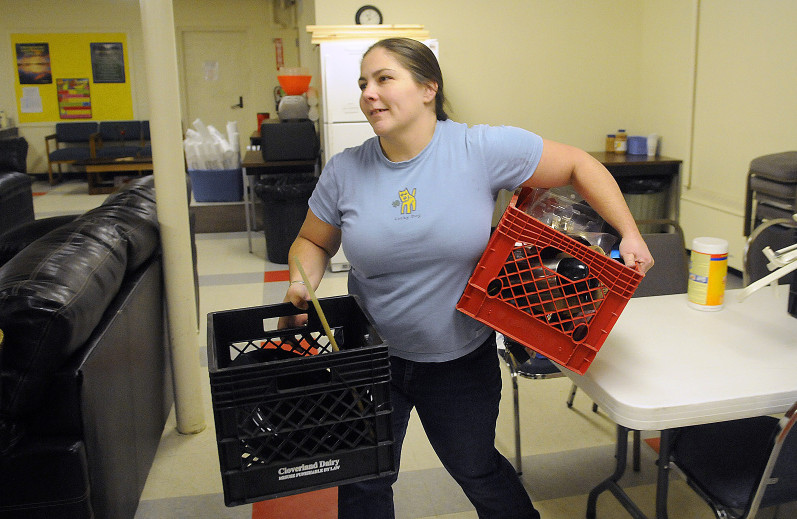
[319,39,439,271]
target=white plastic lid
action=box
[692,236,728,254]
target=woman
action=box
[282,38,653,519]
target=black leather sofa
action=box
[0,137,33,235]
[0,176,172,519]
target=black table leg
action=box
[586,425,648,519]
[654,429,674,519]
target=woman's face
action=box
[358,47,436,138]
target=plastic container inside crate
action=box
[457,188,643,374]
[524,188,605,234]
[207,295,395,506]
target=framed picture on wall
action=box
[90,42,126,83]
[16,42,52,84]
[57,78,92,119]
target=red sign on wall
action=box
[274,38,284,69]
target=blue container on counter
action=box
[627,136,647,155]
[189,168,243,202]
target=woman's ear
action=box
[423,81,438,103]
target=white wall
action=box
[682,0,797,269]
[3,0,795,272]
[313,0,797,270]
[314,0,647,150]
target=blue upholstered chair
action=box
[94,120,144,159]
[45,122,98,185]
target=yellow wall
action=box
[11,32,133,123]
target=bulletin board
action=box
[11,33,133,123]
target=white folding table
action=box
[563,286,797,518]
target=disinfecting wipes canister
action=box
[687,237,728,311]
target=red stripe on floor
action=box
[645,437,660,453]
[251,487,337,519]
[33,192,47,196]
[264,270,290,283]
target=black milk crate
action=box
[207,295,395,506]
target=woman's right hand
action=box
[278,282,310,329]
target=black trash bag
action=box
[255,174,318,264]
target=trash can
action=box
[616,177,670,233]
[255,174,318,264]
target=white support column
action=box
[139,0,205,434]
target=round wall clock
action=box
[355,5,383,25]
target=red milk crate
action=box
[457,188,643,374]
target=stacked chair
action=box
[743,151,797,237]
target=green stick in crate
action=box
[292,256,340,352]
[293,256,374,426]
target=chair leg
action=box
[49,162,63,185]
[510,363,523,475]
[566,383,578,408]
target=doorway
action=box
[181,30,252,155]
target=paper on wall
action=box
[21,87,43,113]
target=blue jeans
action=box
[338,334,540,519]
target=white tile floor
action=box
[32,179,760,518]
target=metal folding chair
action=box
[670,400,797,518]
[497,333,564,475]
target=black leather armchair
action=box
[0,136,34,237]
[0,177,172,519]
[0,173,34,238]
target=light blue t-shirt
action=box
[310,119,544,361]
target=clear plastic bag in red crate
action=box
[457,188,643,374]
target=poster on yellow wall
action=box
[16,43,52,84]
[11,33,133,123]
[56,78,92,119]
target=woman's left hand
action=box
[618,234,655,274]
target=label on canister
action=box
[687,237,728,311]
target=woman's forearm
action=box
[287,235,331,290]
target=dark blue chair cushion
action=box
[49,146,94,161]
[95,145,142,159]
[96,121,143,158]
[55,122,98,143]
[141,120,150,140]
[672,416,777,510]
[98,121,141,142]
[503,337,561,376]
